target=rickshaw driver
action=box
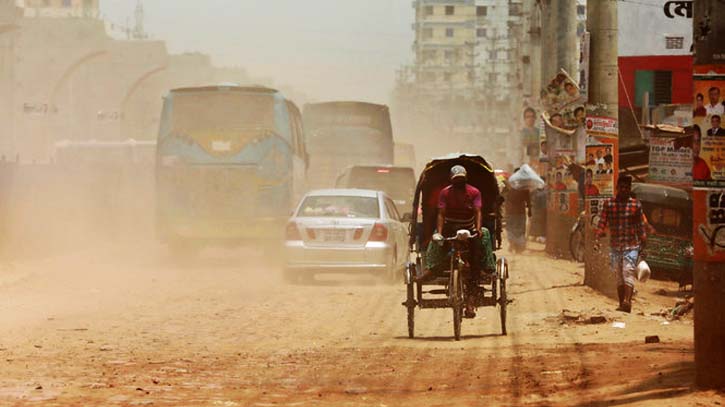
[433,165,484,318]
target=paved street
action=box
[0,242,718,406]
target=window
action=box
[384,199,400,221]
[634,70,672,106]
[509,4,522,16]
[577,5,586,16]
[445,5,455,15]
[423,5,434,16]
[63,0,72,7]
[653,70,673,105]
[421,71,436,82]
[489,50,497,59]
[477,6,487,16]
[488,73,497,82]
[476,28,487,38]
[443,72,453,82]
[446,28,454,37]
[665,36,684,50]
[421,49,436,63]
[422,27,433,40]
[444,50,455,63]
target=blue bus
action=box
[156,85,308,249]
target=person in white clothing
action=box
[706,87,725,117]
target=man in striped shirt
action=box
[595,174,647,313]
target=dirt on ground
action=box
[0,241,722,406]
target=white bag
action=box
[508,164,545,191]
[637,260,651,283]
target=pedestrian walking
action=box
[504,172,532,253]
[595,174,647,313]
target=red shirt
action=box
[693,157,712,181]
[585,184,600,196]
[597,197,646,250]
[438,184,482,221]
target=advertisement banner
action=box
[584,144,614,198]
[585,116,618,138]
[649,131,693,186]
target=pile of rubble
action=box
[652,296,694,321]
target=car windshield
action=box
[297,195,380,218]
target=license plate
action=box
[323,229,346,242]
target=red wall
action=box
[618,55,693,107]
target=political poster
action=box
[584,144,614,198]
[693,133,725,188]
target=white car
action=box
[284,189,409,282]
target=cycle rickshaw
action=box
[403,154,509,340]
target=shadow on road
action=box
[393,333,502,342]
[572,360,695,407]
[509,282,583,296]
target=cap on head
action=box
[450,165,467,180]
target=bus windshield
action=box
[170,91,276,136]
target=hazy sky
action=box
[100,0,414,104]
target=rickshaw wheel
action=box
[450,263,463,341]
[406,282,415,338]
[498,258,508,336]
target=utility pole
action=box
[692,0,725,390]
[583,0,618,295]
[556,0,578,76]
[540,0,558,82]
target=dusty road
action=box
[0,242,721,406]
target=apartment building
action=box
[17,0,99,18]
[411,0,524,102]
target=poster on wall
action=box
[649,130,692,186]
[547,149,577,191]
[693,76,725,188]
[692,64,725,262]
[692,78,725,131]
[584,144,614,197]
[693,189,725,262]
[585,116,618,138]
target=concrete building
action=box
[411,0,523,102]
[617,1,693,111]
[17,0,99,18]
[397,0,525,165]
[0,0,20,157]
[474,0,523,103]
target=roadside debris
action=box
[652,296,694,321]
[557,310,609,325]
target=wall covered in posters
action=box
[692,66,725,262]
